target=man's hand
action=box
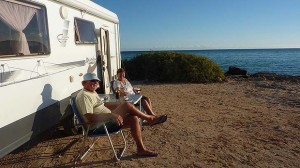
[112,113,123,126]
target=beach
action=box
[1,76,300,167]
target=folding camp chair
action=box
[70,96,127,161]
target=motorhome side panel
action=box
[0,0,120,158]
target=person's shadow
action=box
[31,84,62,139]
[9,84,64,155]
[3,84,81,165]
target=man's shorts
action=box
[89,120,122,135]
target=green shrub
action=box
[122,51,225,83]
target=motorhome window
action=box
[0,1,50,57]
[74,18,97,44]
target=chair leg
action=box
[119,130,127,158]
[73,136,86,162]
[80,137,100,161]
[103,125,127,161]
[76,129,101,161]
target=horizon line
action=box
[121,47,300,52]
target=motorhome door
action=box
[98,28,111,94]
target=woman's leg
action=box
[145,97,153,109]
[141,97,156,116]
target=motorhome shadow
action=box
[0,0,122,158]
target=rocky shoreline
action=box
[227,72,300,83]
[225,66,300,83]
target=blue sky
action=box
[94,0,300,51]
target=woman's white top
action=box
[113,78,135,95]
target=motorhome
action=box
[0,0,121,158]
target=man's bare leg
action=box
[112,102,167,127]
[112,102,155,122]
[123,115,158,156]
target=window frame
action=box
[0,0,50,58]
[74,18,98,44]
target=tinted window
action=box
[74,18,97,44]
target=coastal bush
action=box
[122,51,225,83]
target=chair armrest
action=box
[133,88,141,94]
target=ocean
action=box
[121,48,300,76]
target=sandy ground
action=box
[1,77,300,167]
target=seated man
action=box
[76,72,167,157]
[113,68,156,116]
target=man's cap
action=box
[83,72,100,81]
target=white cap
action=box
[83,72,100,81]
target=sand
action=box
[1,77,300,167]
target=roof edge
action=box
[53,0,119,23]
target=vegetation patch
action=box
[122,51,225,83]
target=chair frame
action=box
[70,96,127,161]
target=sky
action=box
[94,0,300,51]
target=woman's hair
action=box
[117,68,125,74]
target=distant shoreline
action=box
[121,49,300,76]
[121,47,300,52]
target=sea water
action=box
[121,48,300,76]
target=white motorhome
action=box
[0,0,121,158]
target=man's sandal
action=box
[136,151,158,157]
[149,115,167,126]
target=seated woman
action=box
[113,68,156,116]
